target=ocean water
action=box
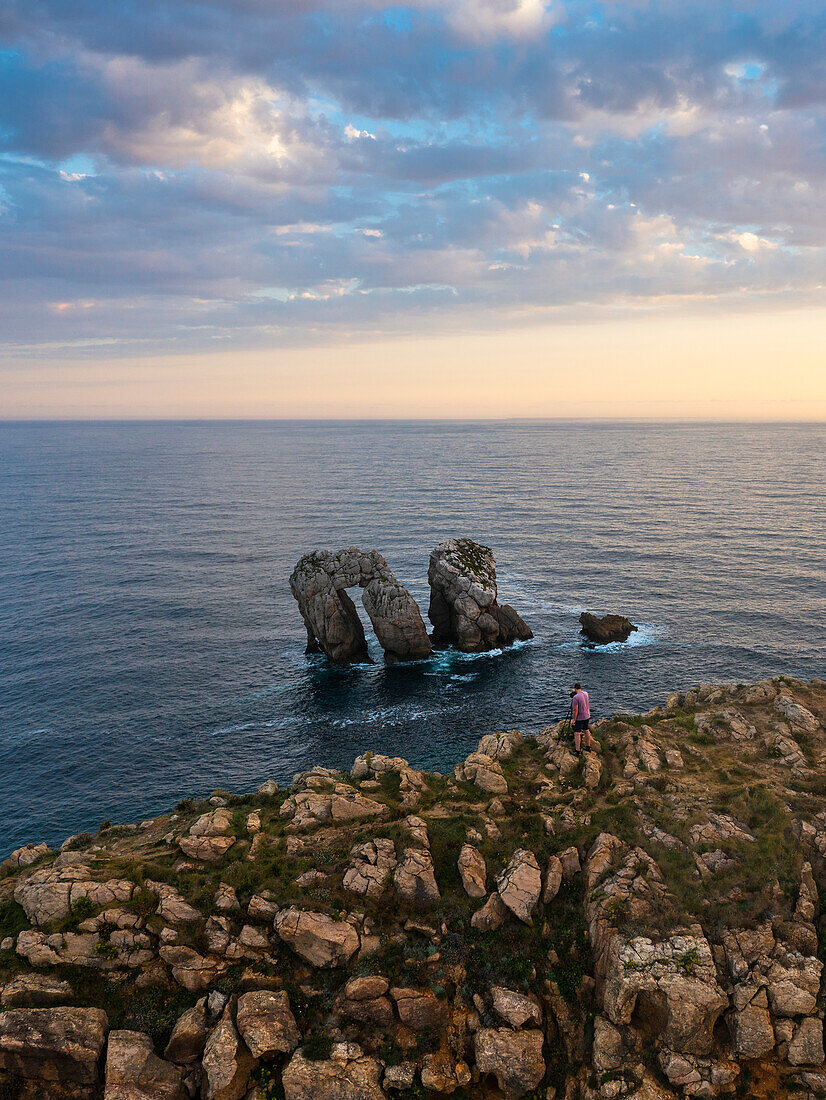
[1,420,824,856]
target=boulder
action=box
[274,908,360,968]
[1,973,74,1008]
[178,835,235,862]
[420,1051,471,1092]
[164,999,209,1064]
[290,548,431,664]
[202,1008,257,1100]
[390,987,445,1031]
[775,695,820,733]
[458,845,487,898]
[542,856,563,904]
[496,850,541,924]
[146,881,203,924]
[471,891,508,932]
[0,1006,108,1086]
[236,991,301,1058]
[339,977,393,1027]
[490,986,542,1029]
[393,847,440,907]
[383,1062,416,1090]
[159,946,230,992]
[104,1029,187,1100]
[282,1041,386,1100]
[474,1028,545,1097]
[428,539,531,651]
[729,999,775,1059]
[579,612,638,645]
[454,752,508,795]
[788,1018,825,1066]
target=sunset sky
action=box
[2,0,825,418]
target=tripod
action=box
[559,700,574,740]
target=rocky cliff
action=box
[1,677,826,1100]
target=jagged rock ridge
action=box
[1,676,825,1099]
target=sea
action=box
[1,420,824,856]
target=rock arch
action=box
[289,548,432,665]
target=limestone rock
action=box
[542,856,563,904]
[1,973,73,1008]
[178,835,236,862]
[159,946,230,992]
[788,1017,825,1066]
[420,1051,471,1093]
[729,999,775,1059]
[477,730,524,761]
[164,999,209,1064]
[393,847,440,907]
[383,1061,416,1090]
[236,991,301,1058]
[14,863,135,926]
[280,788,386,831]
[274,908,360,968]
[146,881,203,924]
[471,891,508,932]
[339,977,393,1027]
[579,612,638,645]
[428,538,531,651]
[104,1029,187,1100]
[390,987,445,1031]
[604,933,728,1056]
[6,842,51,868]
[474,1027,545,1097]
[775,694,820,733]
[343,839,397,898]
[558,846,581,880]
[490,986,542,1029]
[458,844,487,898]
[496,849,541,924]
[0,1006,108,1086]
[454,751,508,794]
[290,547,431,664]
[202,1008,257,1100]
[592,1016,624,1073]
[215,883,241,912]
[247,894,280,923]
[282,1041,386,1100]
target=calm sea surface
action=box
[1,420,824,855]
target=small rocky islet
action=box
[2,679,826,1098]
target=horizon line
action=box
[1,416,825,426]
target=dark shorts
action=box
[573,719,590,732]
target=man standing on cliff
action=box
[571,681,592,753]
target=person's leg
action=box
[584,721,592,750]
[573,721,582,752]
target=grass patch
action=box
[0,902,28,941]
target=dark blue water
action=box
[1,420,824,856]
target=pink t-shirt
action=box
[572,690,590,720]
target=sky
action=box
[1,0,825,418]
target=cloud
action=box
[1,0,826,358]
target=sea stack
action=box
[428,538,532,652]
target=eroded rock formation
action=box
[289,548,431,664]
[428,538,532,651]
